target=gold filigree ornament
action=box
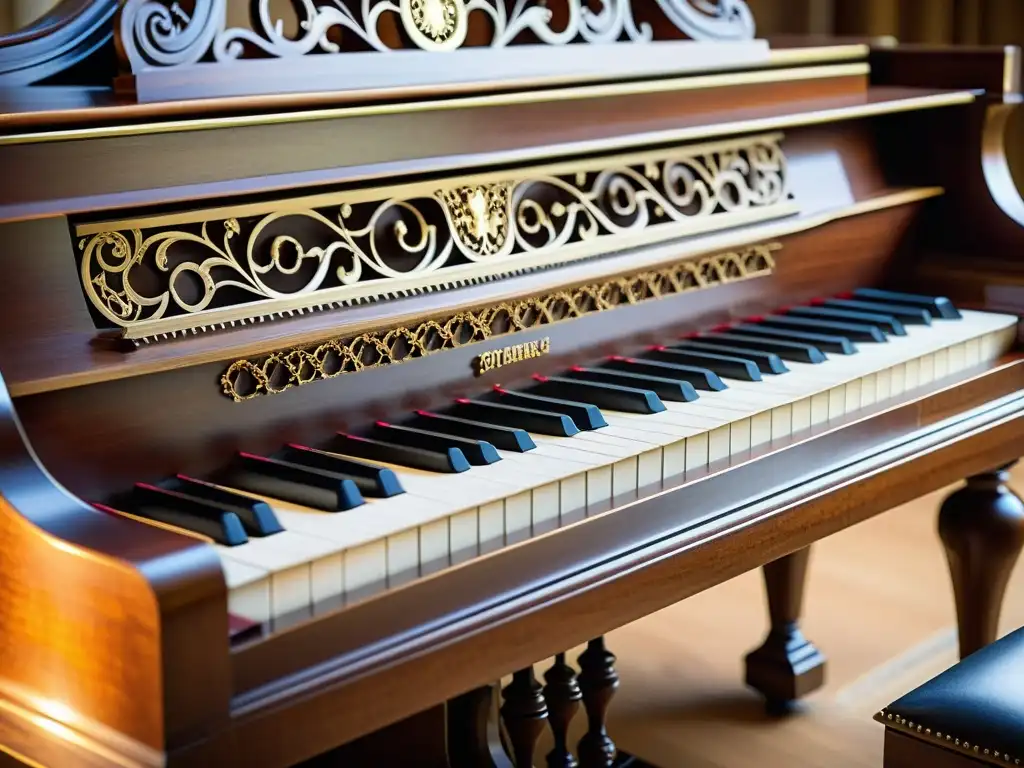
[220,242,779,401]
[76,134,793,343]
[401,0,468,51]
[440,184,514,257]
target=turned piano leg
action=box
[576,637,620,768]
[744,546,827,715]
[938,463,1024,659]
[543,653,582,768]
[501,668,549,767]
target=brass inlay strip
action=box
[0,63,869,146]
[877,709,1020,766]
[218,242,778,401]
[765,45,868,68]
[76,133,794,342]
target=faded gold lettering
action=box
[473,336,552,376]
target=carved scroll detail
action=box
[116,0,756,71]
[76,133,792,342]
[218,242,779,401]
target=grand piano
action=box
[1,1,1023,766]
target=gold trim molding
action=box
[219,242,779,402]
[76,133,794,343]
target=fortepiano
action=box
[1,2,1023,767]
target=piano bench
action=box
[875,626,1024,767]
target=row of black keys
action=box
[101,288,960,546]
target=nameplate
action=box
[474,337,551,376]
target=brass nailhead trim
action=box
[878,709,1020,765]
[219,242,779,401]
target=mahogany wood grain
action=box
[0,74,871,221]
[0,372,229,761]
[0,113,887,396]
[0,41,1022,768]
[9,202,921,502]
[172,364,1024,767]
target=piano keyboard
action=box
[94,290,1018,627]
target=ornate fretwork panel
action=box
[218,241,779,401]
[75,133,793,342]
[116,0,757,71]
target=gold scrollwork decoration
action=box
[219,241,779,402]
[76,133,793,342]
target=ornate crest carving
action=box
[441,184,514,257]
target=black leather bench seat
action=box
[875,626,1024,766]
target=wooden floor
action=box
[542,467,1024,768]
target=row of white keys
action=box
[218,311,1018,622]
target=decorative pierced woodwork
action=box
[501,668,549,768]
[74,136,790,342]
[115,0,757,69]
[218,241,779,401]
[543,654,583,768]
[576,637,620,768]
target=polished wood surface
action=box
[0,25,1023,768]
[938,464,1024,658]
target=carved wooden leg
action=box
[543,653,582,768]
[744,547,826,714]
[501,668,548,768]
[938,463,1024,659]
[448,684,515,768]
[576,637,619,768]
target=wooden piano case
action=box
[0,2,1022,766]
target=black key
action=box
[728,324,857,355]
[159,475,284,536]
[672,339,789,374]
[369,422,500,466]
[219,453,365,511]
[124,484,249,546]
[411,411,536,453]
[703,332,827,364]
[452,399,579,438]
[820,298,932,325]
[527,375,664,415]
[491,388,607,430]
[852,288,961,320]
[784,305,906,336]
[279,444,404,497]
[645,345,761,382]
[603,356,727,391]
[753,314,887,342]
[563,366,699,402]
[330,433,469,474]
